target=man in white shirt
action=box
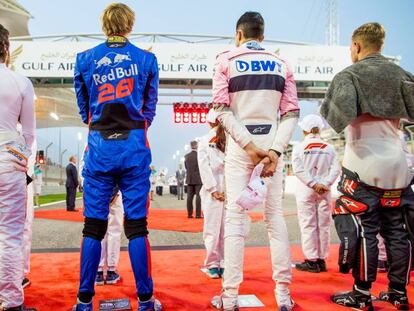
[292,114,340,273]
[0,24,36,311]
[321,22,414,311]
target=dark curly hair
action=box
[0,24,10,62]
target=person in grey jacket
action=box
[321,22,414,311]
[176,164,186,200]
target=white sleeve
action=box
[197,139,218,193]
[20,78,36,149]
[270,115,299,154]
[321,146,341,187]
[292,144,316,187]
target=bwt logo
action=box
[236,60,282,73]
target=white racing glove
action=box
[236,163,267,211]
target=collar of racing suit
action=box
[0,63,6,69]
[241,40,264,50]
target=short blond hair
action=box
[101,3,135,37]
[352,22,385,51]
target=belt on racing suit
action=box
[0,130,30,177]
[89,103,146,140]
[333,167,412,274]
[334,167,408,214]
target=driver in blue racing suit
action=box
[73,4,161,311]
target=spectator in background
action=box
[65,155,79,212]
[33,163,42,208]
[150,166,157,201]
[0,23,36,311]
[184,140,203,218]
[176,164,186,200]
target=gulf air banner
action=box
[9,41,351,81]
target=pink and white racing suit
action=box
[212,41,299,300]
[0,63,35,309]
[292,134,340,261]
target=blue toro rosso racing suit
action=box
[74,35,158,304]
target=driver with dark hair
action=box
[211,11,299,311]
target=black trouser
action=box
[66,186,77,210]
[187,184,202,217]
[334,168,412,291]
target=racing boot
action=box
[211,294,239,311]
[72,299,93,311]
[378,288,409,310]
[295,260,320,273]
[138,297,162,311]
[331,286,373,311]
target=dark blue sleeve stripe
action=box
[229,74,285,93]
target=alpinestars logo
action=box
[95,52,132,69]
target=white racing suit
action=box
[0,63,35,309]
[98,192,123,272]
[198,128,225,270]
[212,41,299,302]
[292,134,340,261]
[23,141,37,278]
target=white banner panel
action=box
[9,41,351,81]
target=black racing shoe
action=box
[377,260,388,273]
[379,288,409,310]
[295,260,320,273]
[317,259,327,272]
[331,288,373,311]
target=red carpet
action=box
[24,245,413,310]
[34,209,263,233]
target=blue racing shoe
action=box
[138,297,162,311]
[106,270,121,285]
[72,300,93,311]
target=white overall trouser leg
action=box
[264,169,292,287]
[377,234,387,262]
[0,171,26,308]
[99,194,123,271]
[222,155,292,298]
[296,182,332,261]
[316,192,332,260]
[202,189,225,269]
[23,182,34,277]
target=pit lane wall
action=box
[9,42,352,82]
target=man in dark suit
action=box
[184,141,203,218]
[65,155,79,211]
